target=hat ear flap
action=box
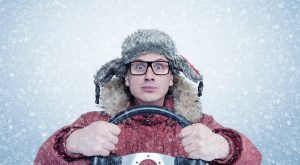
[94,58,121,104]
[177,55,204,97]
[177,55,203,82]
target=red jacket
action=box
[34,111,261,165]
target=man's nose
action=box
[144,66,155,80]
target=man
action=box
[34,29,262,164]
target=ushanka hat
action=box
[94,29,203,104]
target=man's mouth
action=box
[142,86,157,92]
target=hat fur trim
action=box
[99,76,202,123]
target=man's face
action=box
[125,53,173,106]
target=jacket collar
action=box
[99,76,202,123]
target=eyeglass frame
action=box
[127,60,171,75]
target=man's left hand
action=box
[179,123,230,161]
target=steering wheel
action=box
[90,105,208,165]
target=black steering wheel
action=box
[90,105,208,165]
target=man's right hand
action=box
[66,121,121,156]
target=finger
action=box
[104,132,119,144]
[181,136,194,146]
[97,121,120,135]
[106,133,119,145]
[96,148,110,156]
[184,143,198,153]
[189,150,213,161]
[98,149,110,156]
[179,126,194,138]
[108,124,121,135]
[89,146,110,157]
[102,141,116,151]
[188,150,200,160]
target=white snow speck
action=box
[9,73,15,78]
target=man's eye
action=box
[153,64,163,70]
[136,64,145,70]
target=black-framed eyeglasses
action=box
[129,61,170,75]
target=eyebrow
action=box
[132,58,169,62]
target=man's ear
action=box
[169,74,173,86]
[125,74,129,86]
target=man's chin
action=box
[137,96,163,106]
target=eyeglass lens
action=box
[130,61,170,75]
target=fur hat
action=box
[94,29,203,104]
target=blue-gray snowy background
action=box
[0,0,299,164]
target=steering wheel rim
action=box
[109,105,191,127]
[90,105,207,165]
